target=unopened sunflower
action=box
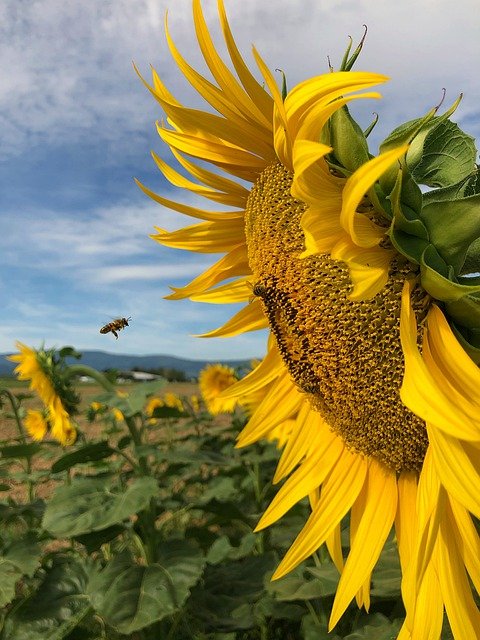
[139,1,480,637]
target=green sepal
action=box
[451,323,480,363]
[387,169,429,263]
[389,167,425,233]
[463,236,480,274]
[446,291,480,329]
[420,245,480,301]
[326,105,370,172]
[339,27,367,71]
[389,229,429,265]
[423,169,480,205]
[419,193,480,274]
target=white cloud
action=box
[2,0,479,159]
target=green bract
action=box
[327,93,480,362]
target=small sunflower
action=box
[139,1,480,636]
[8,342,77,446]
[198,363,238,415]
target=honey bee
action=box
[99,317,131,339]
[247,281,268,303]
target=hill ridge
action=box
[0,349,254,378]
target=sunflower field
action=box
[2,0,480,638]
[0,351,414,639]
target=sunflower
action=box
[8,342,77,446]
[139,1,480,637]
[198,363,238,415]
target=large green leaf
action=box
[344,613,402,639]
[410,119,476,188]
[3,533,42,578]
[51,441,115,474]
[0,443,42,459]
[2,555,91,640]
[187,554,276,632]
[42,476,158,537]
[88,542,205,634]
[0,558,23,608]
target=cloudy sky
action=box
[2,0,479,361]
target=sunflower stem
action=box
[0,389,35,502]
[62,364,117,392]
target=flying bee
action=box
[100,317,131,339]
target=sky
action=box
[1,0,480,361]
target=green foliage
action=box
[1,349,412,639]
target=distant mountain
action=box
[0,350,252,379]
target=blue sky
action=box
[2,0,479,360]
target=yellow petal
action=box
[395,470,418,573]
[273,406,330,482]
[428,426,480,519]
[189,278,252,303]
[197,298,268,337]
[255,431,343,530]
[136,178,243,222]
[400,280,480,441]
[448,495,480,595]
[272,450,368,580]
[219,338,283,399]
[217,0,273,122]
[236,372,303,447]
[151,150,247,208]
[165,244,249,300]
[151,218,245,253]
[331,237,394,300]
[329,460,397,630]
[340,145,408,247]
[193,0,272,129]
[437,511,480,639]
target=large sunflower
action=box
[139,1,480,637]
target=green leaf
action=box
[420,247,480,303]
[4,533,42,577]
[42,476,159,537]
[0,558,22,607]
[73,524,126,553]
[124,379,168,415]
[344,613,402,639]
[410,119,476,188]
[269,573,335,601]
[207,533,257,564]
[2,555,91,640]
[51,441,115,474]
[0,443,42,459]
[88,542,205,634]
[302,615,340,639]
[148,405,185,418]
[197,477,239,504]
[187,554,276,632]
